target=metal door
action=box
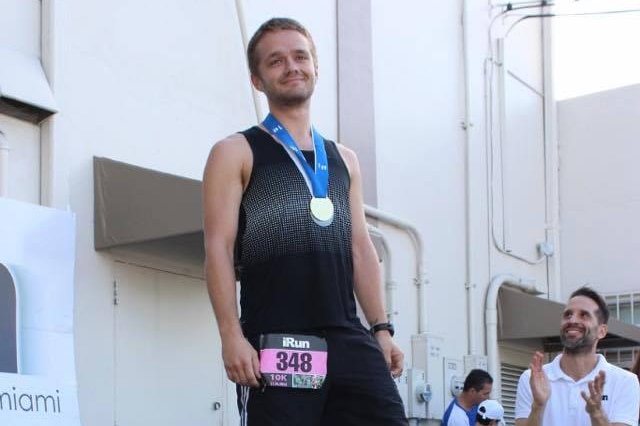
[113,262,229,425]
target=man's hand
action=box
[581,370,608,423]
[529,351,550,407]
[221,333,261,387]
[375,332,404,378]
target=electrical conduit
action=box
[485,273,541,399]
[364,205,428,334]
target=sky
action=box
[552,0,640,99]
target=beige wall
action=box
[558,84,640,299]
[1,0,601,424]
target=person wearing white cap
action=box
[442,369,494,425]
[475,399,504,426]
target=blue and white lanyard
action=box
[262,113,329,198]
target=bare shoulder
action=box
[335,143,359,174]
[203,132,253,193]
[205,133,251,172]
[208,132,250,161]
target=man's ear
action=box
[597,323,608,340]
[251,74,264,92]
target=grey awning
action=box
[498,286,640,351]
[92,156,403,273]
[0,47,58,123]
[93,157,205,268]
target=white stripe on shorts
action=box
[240,385,250,426]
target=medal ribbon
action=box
[262,113,329,198]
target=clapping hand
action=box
[529,351,550,407]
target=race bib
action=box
[259,333,327,390]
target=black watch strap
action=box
[370,322,394,337]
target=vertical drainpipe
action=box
[367,224,396,322]
[41,0,56,207]
[485,274,540,400]
[460,0,475,357]
[0,131,8,197]
[364,205,428,334]
[235,0,264,122]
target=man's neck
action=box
[457,393,475,411]
[560,349,600,381]
[267,104,313,150]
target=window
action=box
[602,292,640,369]
[606,293,640,326]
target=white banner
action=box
[0,198,80,425]
[0,373,80,425]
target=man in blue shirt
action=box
[442,369,494,426]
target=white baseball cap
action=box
[477,399,504,421]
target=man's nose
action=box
[284,57,299,74]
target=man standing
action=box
[442,369,494,426]
[202,17,408,425]
[515,286,640,425]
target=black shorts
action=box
[237,325,408,426]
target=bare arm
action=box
[338,144,404,378]
[203,134,260,387]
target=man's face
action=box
[251,29,317,107]
[560,295,607,354]
[471,382,492,405]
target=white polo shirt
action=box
[515,354,640,425]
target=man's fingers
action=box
[226,359,261,387]
[390,353,404,378]
[580,390,590,403]
[252,352,262,380]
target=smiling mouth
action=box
[281,78,305,85]
[563,326,585,336]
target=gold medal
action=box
[310,197,334,227]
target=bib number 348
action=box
[276,351,313,372]
[259,333,327,389]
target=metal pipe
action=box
[485,273,541,399]
[0,131,9,197]
[41,0,56,207]
[367,224,397,322]
[461,0,474,357]
[234,0,264,122]
[364,205,428,334]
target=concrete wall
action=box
[0,0,601,424]
[558,84,640,299]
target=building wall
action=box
[366,2,554,418]
[0,0,42,203]
[0,0,575,425]
[558,84,640,299]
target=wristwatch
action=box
[370,322,395,337]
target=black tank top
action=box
[236,126,360,336]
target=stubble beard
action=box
[561,325,597,355]
[268,83,314,108]
[258,72,316,108]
